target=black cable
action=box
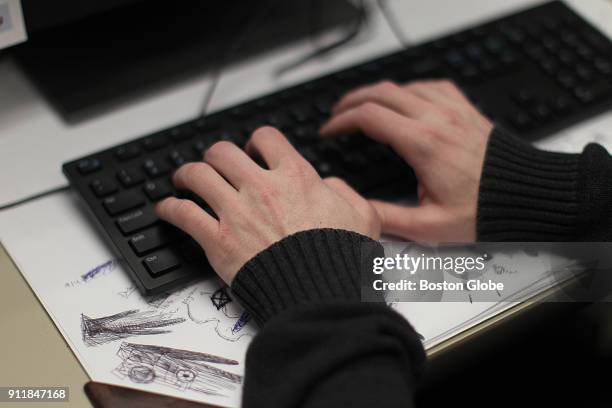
[274,0,368,77]
[375,0,410,48]
[0,185,70,211]
[200,0,282,116]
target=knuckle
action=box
[375,80,398,94]
[251,126,280,143]
[181,162,208,184]
[441,107,462,123]
[173,199,199,222]
[358,102,382,118]
[324,176,344,186]
[286,158,317,181]
[205,140,233,160]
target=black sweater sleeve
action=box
[230,229,426,408]
[478,126,612,241]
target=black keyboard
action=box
[63,1,612,295]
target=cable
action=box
[200,0,282,116]
[274,0,368,77]
[0,185,70,211]
[375,0,410,48]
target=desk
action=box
[1,0,612,406]
[0,244,89,407]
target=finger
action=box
[156,197,218,246]
[333,80,432,118]
[204,141,263,189]
[319,103,431,168]
[245,126,304,170]
[173,162,237,214]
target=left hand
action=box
[156,127,380,284]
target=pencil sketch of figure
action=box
[81,309,186,346]
[113,342,242,397]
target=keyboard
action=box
[63,1,612,295]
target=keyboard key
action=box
[594,58,612,75]
[117,167,145,187]
[142,134,169,151]
[512,89,536,107]
[550,96,573,114]
[574,81,612,104]
[411,59,440,76]
[143,180,173,201]
[193,139,210,156]
[459,65,481,83]
[90,178,118,197]
[115,144,141,161]
[509,111,533,130]
[116,207,158,235]
[169,150,189,167]
[193,117,220,133]
[143,249,181,276]
[143,158,171,178]
[530,103,553,122]
[291,105,315,123]
[575,64,594,82]
[103,191,145,215]
[129,225,180,255]
[77,158,102,175]
[169,126,194,142]
[557,71,577,89]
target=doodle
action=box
[146,292,171,309]
[81,259,117,281]
[81,310,185,346]
[117,285,137,299]
[210,288,232,310]
[113,343,242,397]
[231,312,251,335]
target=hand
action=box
[320,79,493,243]
[156,127,380,284]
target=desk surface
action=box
[0,244,89,407]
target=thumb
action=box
[369,200,436,242]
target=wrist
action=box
[230,228,384,326]
[477,126,582,241]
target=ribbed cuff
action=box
[230,229,383,326]
[477,126,582,241]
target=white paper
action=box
[0,191,572,405]
[0,0,26,49]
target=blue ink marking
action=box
[82,260,116,282]
[231,311,251,334]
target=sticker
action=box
[0,0,27,49]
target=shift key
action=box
[129,225,181,255]
[143,249,181,276]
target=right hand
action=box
[320,79,493,243]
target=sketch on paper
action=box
[81,309,186,346]
[113,342,242,397]
[210,287,232,310]
[183,285,256,342]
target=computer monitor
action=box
[11,0,361,122]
